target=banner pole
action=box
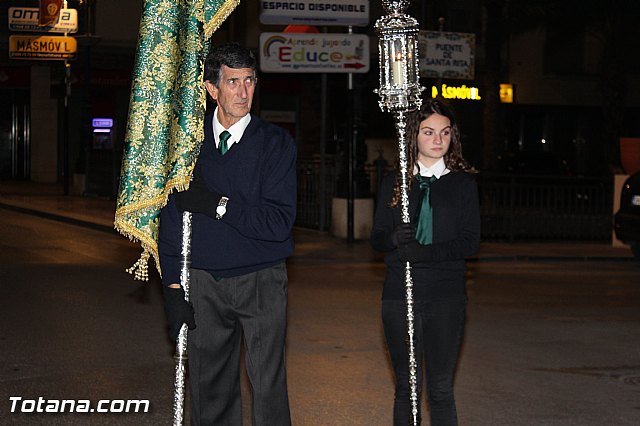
[173,211,192,425]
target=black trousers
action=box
[188,264,291,426]
[382,296,466,426]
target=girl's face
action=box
[416,113,451,168]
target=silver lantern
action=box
[375,0,423,113]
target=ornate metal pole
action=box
[173,211,192,425]
[374,1,424,424]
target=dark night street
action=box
[3,1,640,424]
[1,198,639,425]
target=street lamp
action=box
[374,1,424,424]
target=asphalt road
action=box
[1,208,639,425]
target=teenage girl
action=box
[370,99,480,425]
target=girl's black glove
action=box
[390,223,417,247]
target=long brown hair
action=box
[390,99,472,207]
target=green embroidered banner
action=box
[115,0,239,280]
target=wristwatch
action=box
[215,196,229,220]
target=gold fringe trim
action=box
[126,249,150,281]
[114,174,192,281]
[115,175,192,216]
[114,223,158,282]
[204,0,241,40]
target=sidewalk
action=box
[0,180,635,261]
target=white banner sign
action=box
[8,7,78,33]
[260,32,369,73]
[419,31,475,80]
[260,0,369,26]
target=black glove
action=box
[173,179,222,219]
[390,223,417,247]
[162,286,196,342]
[398,241,420,263]
[398,239,433,263]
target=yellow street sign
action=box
[9,35,77,60]
[500,83,514,103]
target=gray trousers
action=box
[188,264,291,426]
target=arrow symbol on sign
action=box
[344,62,365,70]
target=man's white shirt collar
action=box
[212,107,251,149]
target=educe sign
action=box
[260,32,369,73]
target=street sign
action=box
[259,32,369,73]
[419,31,475,80]
[8,7,78,33]
[9,35,77,60]
[260,0,369,26]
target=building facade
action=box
[2,0,639,195]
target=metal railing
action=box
[477,173,613,241]
[296,156,336,230]
[296,158,614,241]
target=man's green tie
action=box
[414,175,438,244]
[218,130,231,155]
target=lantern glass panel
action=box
[391,39,405,86]
[406,39,416,84]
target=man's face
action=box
[205,64,256,128]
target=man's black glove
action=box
[174,179,222,219]
[390,223,417,247]
[162,286,196,342]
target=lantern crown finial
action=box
[382,0,410,14]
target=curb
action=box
[0,202,116,235]
[2,201,636,262]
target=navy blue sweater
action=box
[158,114,297,285]
[370,171,480,300]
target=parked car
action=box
[614,172,640,260]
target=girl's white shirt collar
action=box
[414,157,449,179]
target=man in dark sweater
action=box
[158,42,296,425]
